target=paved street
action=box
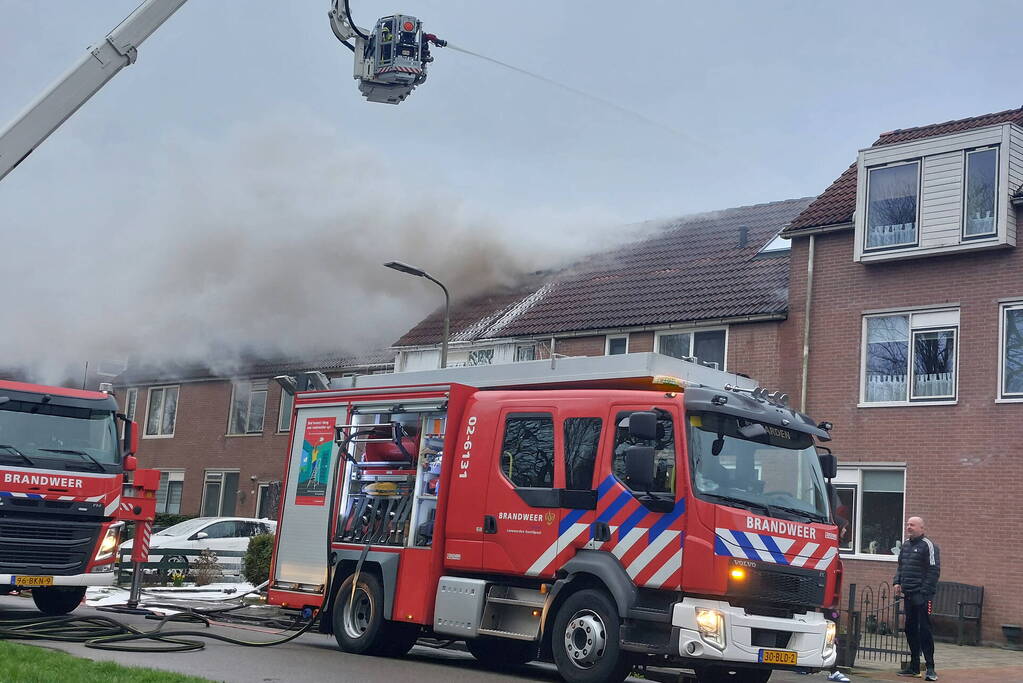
[0,594,818,683]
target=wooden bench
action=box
[930,581,984,645]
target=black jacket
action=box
[894,535,940,597]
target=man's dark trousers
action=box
[904,593,935,668]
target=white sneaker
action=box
[827,672,851,682]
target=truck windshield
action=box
[686,411,828,523]
[0,400,119,468]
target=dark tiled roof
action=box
[395,198,813,346]
[786,107,1023,233]
[118,349,394,385]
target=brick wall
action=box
[131,379,293,517]
[786,229,1023,643]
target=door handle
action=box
[483,515,498,534]
[593,521,611,543]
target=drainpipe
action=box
[800,234,816,413]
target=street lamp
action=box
[384,261,450,368]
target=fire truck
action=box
[0,380,157,615]
[268,353,841,682]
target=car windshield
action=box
[687,411,829,522]
[155,518,211,537]
[0,399,119,467]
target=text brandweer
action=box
[3,472,85,489]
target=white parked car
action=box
[120,517,277,572]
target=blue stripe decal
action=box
[647,497,687,543]
[597,490,632,524]
[729,530,762,561]
[714,536,731,556]
[0,491,10,497]
[758,533,789,565]
[597,475,616,498]
[617,505,649,541]
[559,508,588,536]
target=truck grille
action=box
[730,561,826,608]
[0,519,100,574]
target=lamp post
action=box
[384,261,450,368]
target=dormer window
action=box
[964,147,998,239]
[865,160,920,251]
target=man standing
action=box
[894,516,940,680]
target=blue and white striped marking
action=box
[715,528,837,570]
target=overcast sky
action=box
[1,0,1021,379]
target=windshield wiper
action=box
[698,492,773,516]
[37,448,106,471]
[0,444,39,468]
[767,503,826,524]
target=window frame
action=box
[860,309,959,407]
[227,379,268,436]
[201,469,240,517]
[155,469,185,515]
[515,344,538,362]
[605,335,628,355]
[654,327,728,370]
[120,387,138,438]
[961,145,999,241]
[863,159,922,253]
[832,466,905,561]
[255,482,273,519]
[998,301,1023,402]
[277,389,294,433]
[832,483,857,553]
[143,385,179,439]
[498,411,556,491]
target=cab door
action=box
[590,402,687,590]
[481,405,564,578]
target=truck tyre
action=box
[695,666,771,683]
[467,636,536,668]
[31,586,86,615]
[332,572,387,655]
[551,588,631,683]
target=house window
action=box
[500,413,554,489]
[120,387,138,437]
[466,349,495,366]
[228,380,267,435]
[758,231,790,255]
[865,161,920,250]
[833,468,905,558]
[278,389,294,433]
[256,482,280,519]
[656,329,726,369]
[606,335,628,355]
[155,470,184,515]
[144,386,179,437]
[862,310,958,404]
[1000,302,1023,400]
[201,470,239,516]
[515,344,537,362]
[964,147,998,238]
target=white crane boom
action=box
[0,0,189,181]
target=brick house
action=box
[116,352,393,519]
[393,197,812,396]
[781,107,1023,642]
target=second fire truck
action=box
[268,354,842,682]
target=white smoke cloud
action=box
[2,110,628,384]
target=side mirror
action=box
[624,445,655,490]
[124,420,139,456]
[194,531,209,540]
[818,450,838,480]
[628,411,658,441]
[123,455,137,472]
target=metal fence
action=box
[841,582,910,665]
[115,547,248,585]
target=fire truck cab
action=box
[268,354,840,682]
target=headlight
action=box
[824,620,837,653]
[695,608,726,650]
[95,525,121,561]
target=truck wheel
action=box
[332,572,387,655]
[551,588,631,683]
[31,586,86,615]
[467,636,536,668]
[696,666,771,683]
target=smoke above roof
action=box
[1,111,626,385]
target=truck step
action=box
[477,627,537,641]
[628,605,673,623]
[486,596,545,609]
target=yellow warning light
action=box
[689,415,703,428]
[729,567,747,581]
[652,375,686,388]
[539,584,549,594]
[532,610,540,617]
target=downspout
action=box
[800,234,816,413]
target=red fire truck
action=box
[268,354,841,682]
[0,380,158,615]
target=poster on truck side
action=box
[295,417,337,506]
